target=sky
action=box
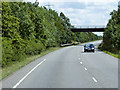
[24,0,119,36]
[119,1,120,5]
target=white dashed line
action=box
[92,77,98,83]
[84,67,87,71]
[78,58,80,60]
[13,59,46,88]
[80,62,83,64]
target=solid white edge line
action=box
[13,59,46,88]
[92,77,97,82]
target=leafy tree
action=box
[102,5,120,53]
[2,2,100,67]
[2,2,25,66]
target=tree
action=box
[2,2,25,66]
[102,6,120,53]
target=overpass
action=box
[71,25,105,32]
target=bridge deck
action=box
[71,28,105,32]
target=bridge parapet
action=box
[71,25,106,32]
[71,25,106,28]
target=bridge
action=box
[71,25,106,32]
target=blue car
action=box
[84,44,95,52]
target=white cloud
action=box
[37,0,118,3]
[51,1,118,36]
[57,1,117,25]
[24,0,119,36]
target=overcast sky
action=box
[24,0,119,36]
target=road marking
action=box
[92,77,97,83]
[80,62,82,64]
[13,59,46,88]
[43,59,46,62]
[84,67,87,70]
[78,58,80,60]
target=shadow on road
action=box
[81,48,103,53]
[81,51,94,53]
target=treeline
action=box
[2,2,101,67]
[100,5,120,54]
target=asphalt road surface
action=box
[1,40,118,88]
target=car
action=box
[84,43,95,52]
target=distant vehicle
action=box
[84,44,95,52]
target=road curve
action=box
[2,40,118,88]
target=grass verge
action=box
[1,47,61,80]
[103,50,120,59]
[1,40,102,80]
[98,45,120,59]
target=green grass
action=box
[1,39,101,80]
[98,45,120,59]
[1,47,61,80]
[103,50,120,59]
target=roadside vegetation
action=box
[2,1,101,67]
[98,45,119,59]
[1,40,99,80]
[99,4,120,58]
[2,47,61,79]
[1,1,102,79]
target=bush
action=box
[25,40,46,55]
[2,2,101,67]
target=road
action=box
[1,40,118,88]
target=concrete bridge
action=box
[71,25,105,32]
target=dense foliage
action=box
[101,5,120,53]
[2,2,100,67]
[0,3,2,65]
